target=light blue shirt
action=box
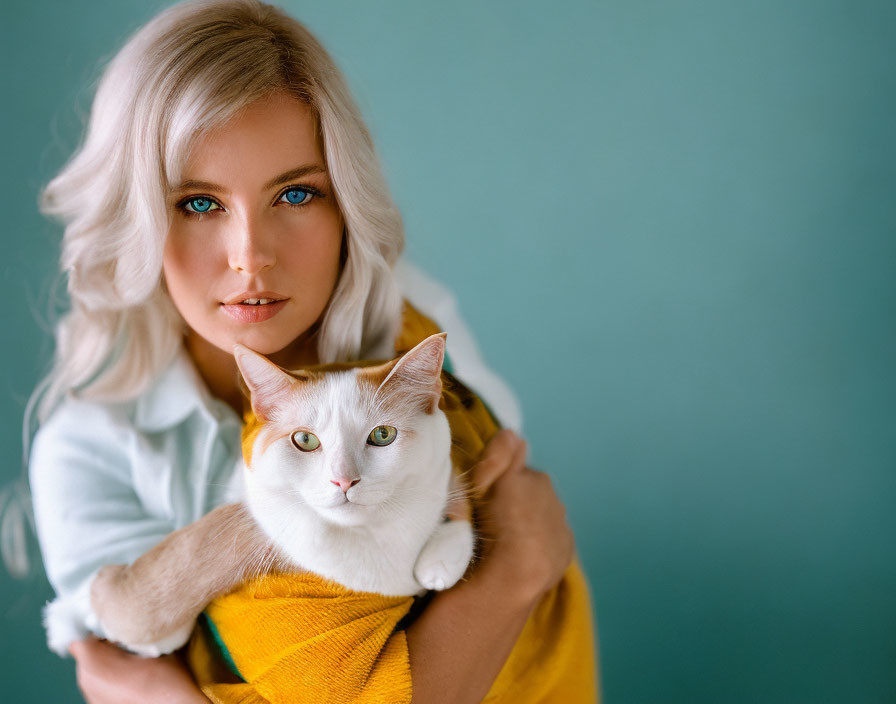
[29,261,522,656]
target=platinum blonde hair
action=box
[35,0,405,424]
[5,0,405,575]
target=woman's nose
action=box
[227,216,276,275]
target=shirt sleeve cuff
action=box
[43,568,103,657]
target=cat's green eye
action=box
[367,425,397,447]
[291,430,321,452]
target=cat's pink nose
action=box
[331,478,360,493]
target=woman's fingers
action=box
[70,637,143,704]
[465,431,577,601]
[69,636,122,668]
[470,429,527,498]
[68,636,210,703]
[69,637,113,704]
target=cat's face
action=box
[234,334,451,529]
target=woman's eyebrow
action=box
[169,163,327,195]
[263,163,327,190]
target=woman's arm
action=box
[29,399,181,654]
[407,429,575,704]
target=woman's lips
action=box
[221,299,288,323]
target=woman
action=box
[27,1,580,701]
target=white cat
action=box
[91,333,477,656]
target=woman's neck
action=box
[183,333,243,417]
[184,330,320,418]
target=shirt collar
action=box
[133,347,210,432]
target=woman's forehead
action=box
[173,92,326,193]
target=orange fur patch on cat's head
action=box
[234,333,447,469]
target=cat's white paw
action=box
[413,520,474,591]
[119,620,196,658]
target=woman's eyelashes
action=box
[175,184,325,218]
[277,186,321,207]
[178,196,222,215]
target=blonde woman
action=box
[26,1,578,701]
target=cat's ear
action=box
[233,344,302,422]
[368,333,446,414]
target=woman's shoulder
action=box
[29,348,213,470]
[393,259,524,433]
[33,393,135,452]
[28,391,139,487]
[34,346,219,439]
[393,259,463,316]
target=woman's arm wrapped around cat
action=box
[83,328,597,703]
[186,428,596,704]
[185,346,597,704]
[406,429,590,704]
[70,428,595,704]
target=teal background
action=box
[2,1,894,702]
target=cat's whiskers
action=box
[374,492,425,525]
[245,507,307,575]
[446,485,470,499]
[282,488,308,505]
[244,544,280,581]
[375,493,444,538]
[391,483,451,506]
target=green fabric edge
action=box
[442,350,454,375]
[199,611,246,682]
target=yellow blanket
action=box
[187,303,599,703]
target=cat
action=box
[90,332,490,656]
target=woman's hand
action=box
[406,429,576,704]
[69,636,210,704]
[469,429,576,605]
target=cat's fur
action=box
[91,333,484,656]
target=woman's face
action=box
[163,91,343,365]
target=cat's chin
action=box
[314,497,376,526]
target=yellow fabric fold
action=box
[190,572,414,704]
[187,302,599,703]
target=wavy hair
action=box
[35,0,405,423]
[4,0,406,575]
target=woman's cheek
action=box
[281,211,343,288]
[162,229,220,317]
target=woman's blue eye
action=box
[178,187,317,217]
[280,188,313,206]
[184,197,220,214]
